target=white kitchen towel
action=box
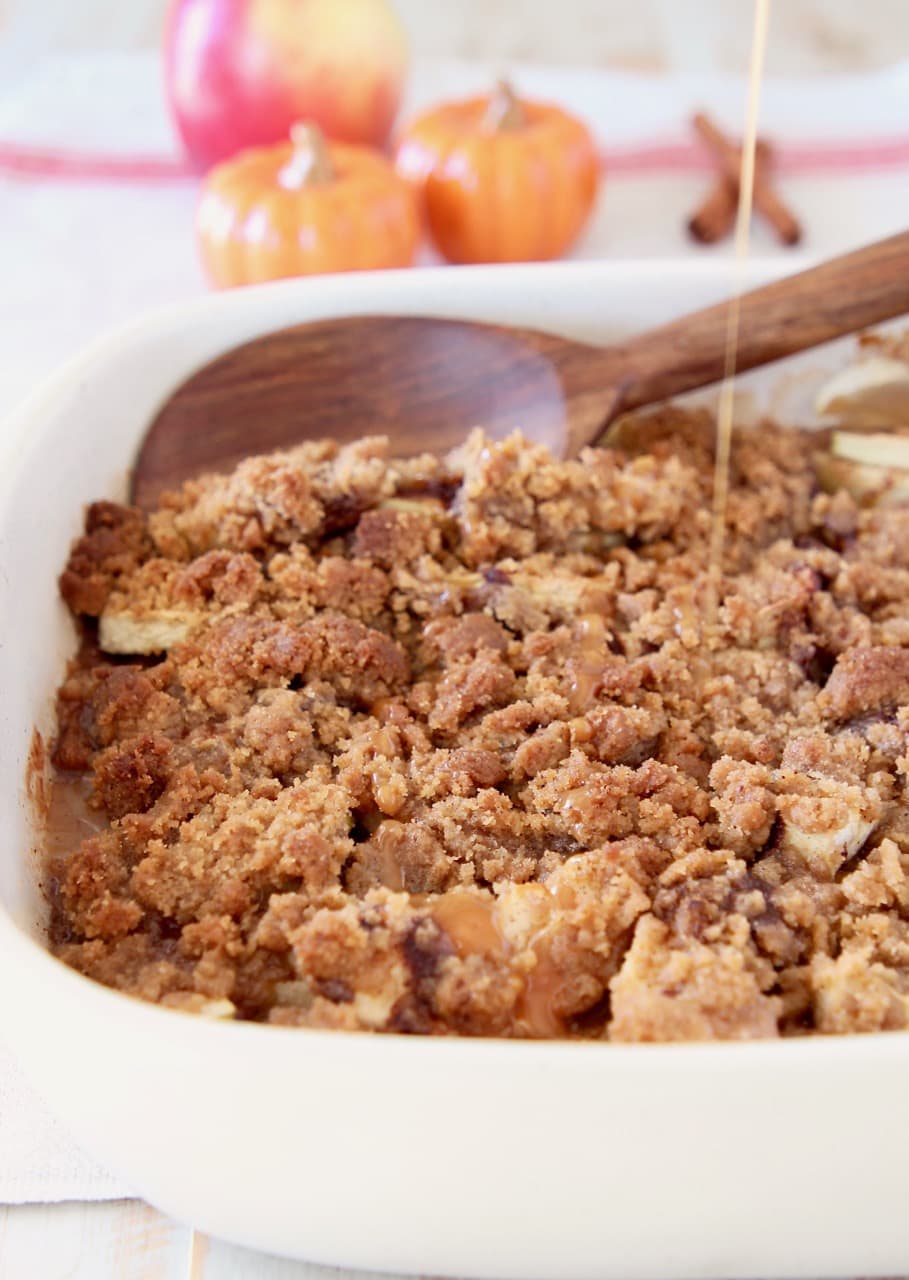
[1,51,909,1204]
[2,51,909,418]
[0,1041,130,1203]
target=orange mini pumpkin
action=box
[197,123,420,287]
[395,81,600,265]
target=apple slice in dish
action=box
[815,451,909,506]
[816,355,909,427]
[817,429,909,507]
[830,429,909,470]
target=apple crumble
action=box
[46,410,909,1039]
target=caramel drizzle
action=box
[707,0,772,622]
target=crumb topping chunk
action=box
[47,415,909,1040]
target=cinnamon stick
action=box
[692,112,801,246]
[688,178,738,243]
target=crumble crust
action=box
[47,413,909,1039]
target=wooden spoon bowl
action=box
[132,231,909,509]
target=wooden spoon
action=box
[132,230,909,508]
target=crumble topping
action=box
[46,410,909,1039]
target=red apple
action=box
[165,0,408,171]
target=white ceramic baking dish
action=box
[1,261,907,1280]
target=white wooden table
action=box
[0,1203,394,1278]
[2,0,908,77]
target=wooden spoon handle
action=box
[573,230,909,441]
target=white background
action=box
[0,0,908,76]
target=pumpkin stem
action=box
[279,123,335,189]
[483,80,527,132]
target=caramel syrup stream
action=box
[707,0,772,621]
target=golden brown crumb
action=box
[47,417,909,1039]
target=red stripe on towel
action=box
[4,135,909,182]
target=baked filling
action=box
[46,407,909,1039]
